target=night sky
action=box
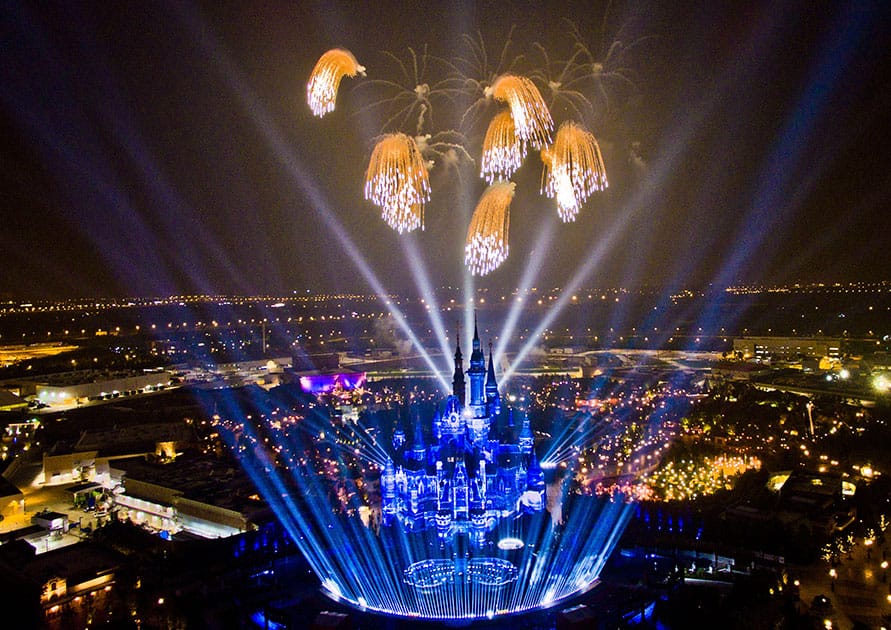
[1,1,889,299]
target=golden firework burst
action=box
[364,133,431,233]
[307,48,366,117]
[485,75,553,149]
[481,110,524,183]
[465,182,516,276]
[541,121,607,221]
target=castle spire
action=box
[452,321,466,405]
[467,315,486,415]
[486,341,497,388]
[471,317,483,361]
[485,341,501,417]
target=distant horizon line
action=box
[2,279,891,305]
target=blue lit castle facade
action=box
[381,324,544,543]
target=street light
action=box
[829,568,837,592]
[883,560,889,583]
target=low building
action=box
[36,371,174,406]
[0,541,120,627]
[733,336,843,362]
[2,368,175,408]
[0,389,28,411]
[108,455,264,539]
[711,361,773,382]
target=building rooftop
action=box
[0,541,120,586]
[0,474,23,499]
[114,454,263,516]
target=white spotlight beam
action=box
[402,235,453,371]
[494,220,556,361]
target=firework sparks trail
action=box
[364,133,431,233]
[541,121,608,221]
[481,110,524,183]
[465,181,516,276]
[484,74,553,150]
[307,48,365,117]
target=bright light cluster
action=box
[307,48,365,117]
[465,182,515,276]
[364,133,431,233]
[481,111,524,183]
[541,122,608,222]
[403,558,518,590]
[640,455,762,501]
[485,74,554,150]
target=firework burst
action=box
[353,46,464,135]
[529,42,595,123]
[563,17,652,117]
[465,181,516,276]
[484,74,553,150]
[480,110,524,183]
[541,121,608,222]
[364,133,431,233]
[307,48,366,117]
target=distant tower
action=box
[392,428,406,452]
[518,413,533,454]
[485,342,502,418]
[467,321,487,419]
[452,326,466,405]
[382,457,397,517]
[410,418,426,462]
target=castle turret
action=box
[382,457,397,517]
[467,321,486,418]
[518,413,533,454]
[393,428,406,453]
[452,328,466,406]
[477,457,487,505]
[409,417,426,464]
[436,460,447,509]
[485,342,501,418]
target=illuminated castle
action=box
[380,323,544,543]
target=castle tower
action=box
[382,457,397,517]
[467,320,487,418]
[392,428,406,453]
[452,327,466,405]
[410,417,426,463]
[518,413,533,455]
[485,342,501,418]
